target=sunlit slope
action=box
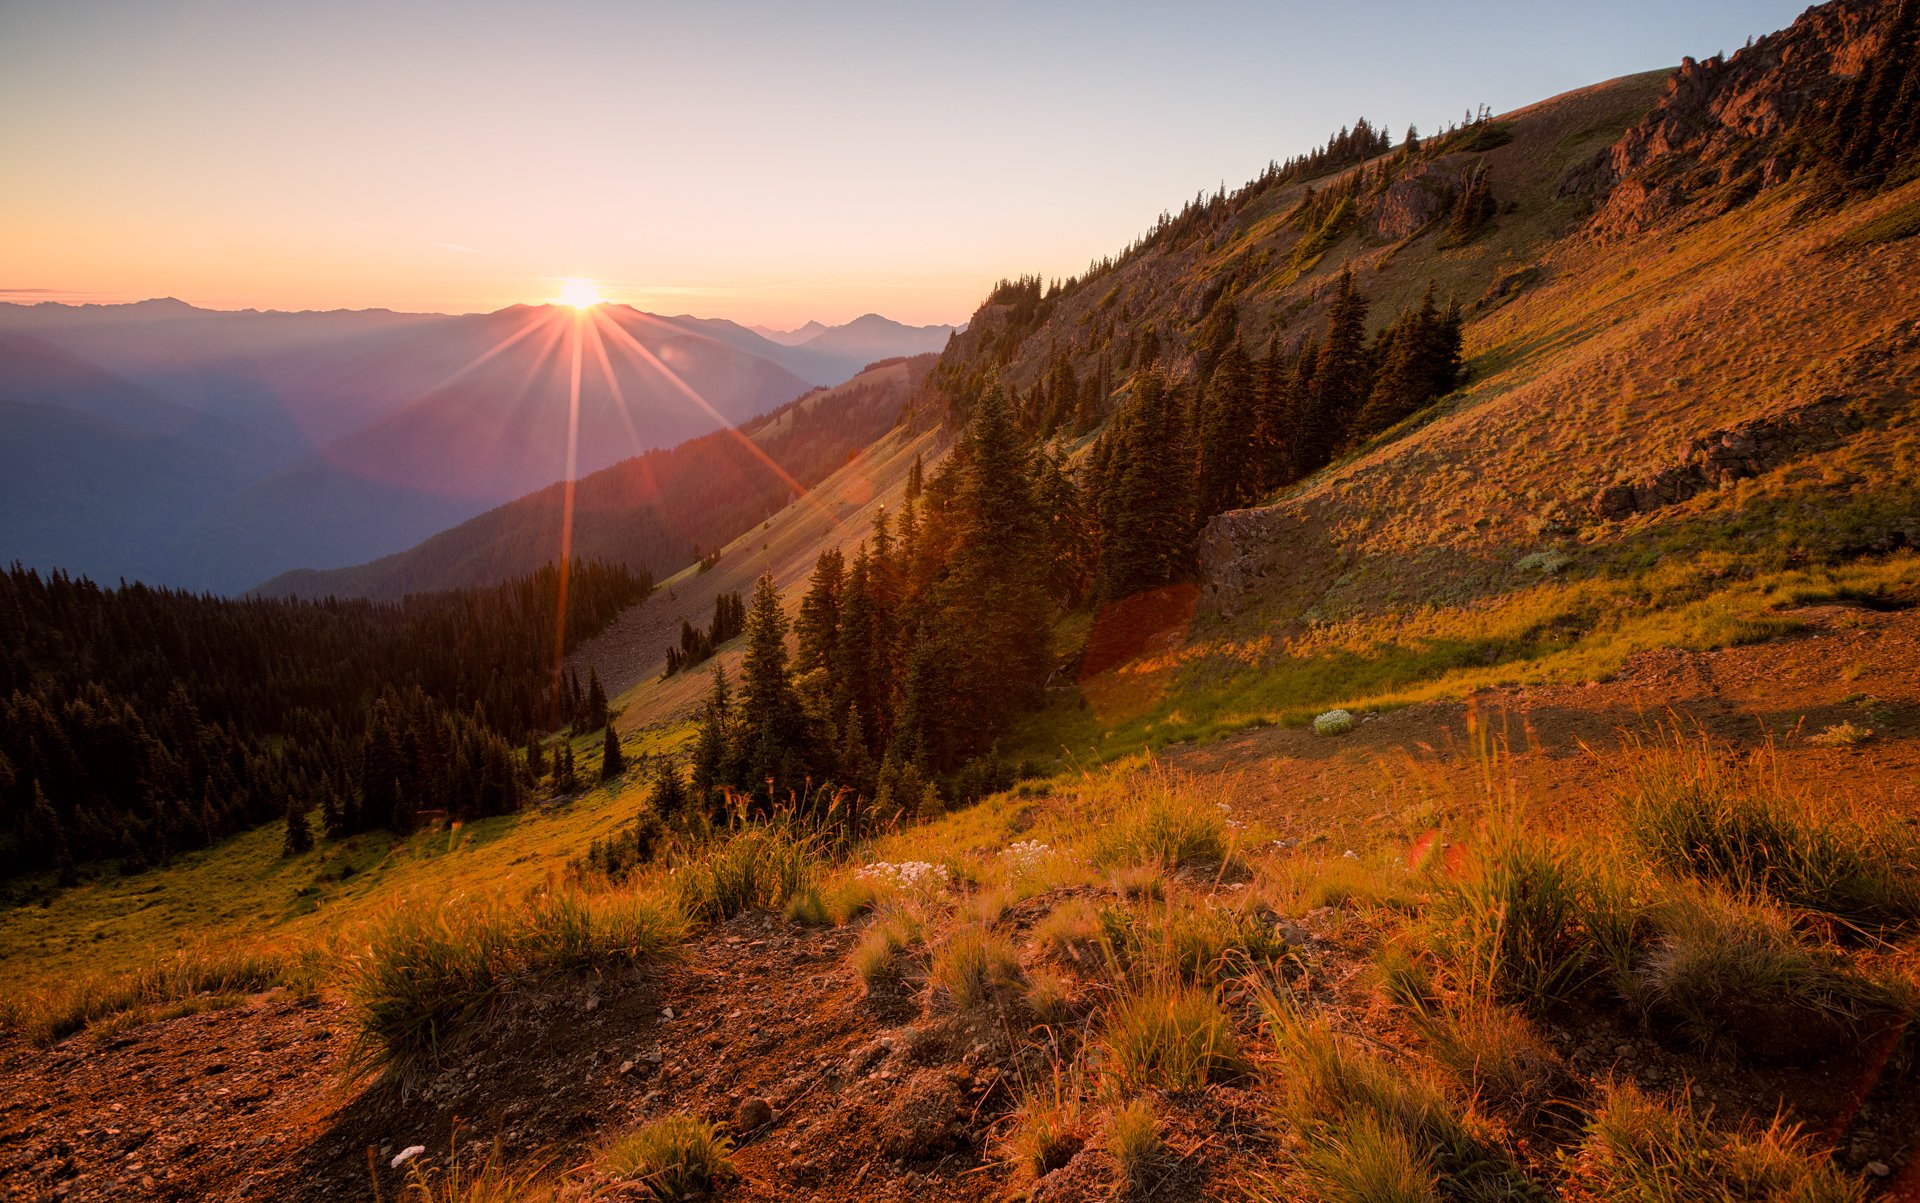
[570,410,948,729]
[941,69,1671,399]
[1198,178,1920,631]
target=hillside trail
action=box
[4,602,1918,1202]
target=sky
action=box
[0,0,1809,328]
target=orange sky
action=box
[0,1,1804,326]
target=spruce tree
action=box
[1296,270,1371,474]
[690,665,734,808]
[934,378,1052,758]
[1101,370,1196,598]
[585,667,609,731]
[601,723,626,781]
[795,548,844,676]
[282,798,314,856]
[738,574,807,796]
[652,755,687,819]
[1195,345,1259,520]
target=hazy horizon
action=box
[4,0,1805,326]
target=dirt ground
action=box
[6,602,1920,1203]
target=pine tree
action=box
[1101,370,1196,598]
[690,665,734,809]
[282,798,313,856]
[554,742,578,793]
[1296,270,1371,474]
[905,452,925,502]
[932,378,1053,759]
[795,548,844,676]
[585,667,609,731]
[737,574,807,797]
[652,755,688,819]
[601,723,626,781]
[1195,345,1259,520]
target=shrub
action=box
[9,944,304,1046]
[1007,1069,1086,1181]
[1268,1009,1483,1173]
[1314,709,1356,736]
[601,1115,735,1200]
[1023,966,1077,1025]
[1808,721,1873,747]
[346,889,684,1082]
[1152,901,1291,984]
[1106,1098,1167,1195]
[929,926,1024,1009]
[850,906,926,990]
[1633,888,1902,1058]
[1095,786,1232,868]
[1431,827,1593,1010]
[1619,738,1920,929]
[1036,897,1106,961]
[1416,1000,1565,1121]
[671,824,822,922]
[1280,853,1424,914]
[1099,979,1246,1092]
[1110,862,1166,902]
[1582,1081,1864,1203]
[1294,1112,1440,1203]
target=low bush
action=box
[1007,1069,1086,1181]
[1095,784,1232,869]
[601,1115,735,1200]
[1633,887,1903,1058]
[1266,1007,1535,1200]
[929,926,1024,1008]
[346,889,685,1082]
[1582,1081,1864,1203]
[1100,979,1246,1092]
[1620,741,1920,929]
[1106,1098,1167,1195]
[671,824,822,922]
[1431,826,1594,1011]
[8,944,305,1047]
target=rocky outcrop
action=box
[1580,0,1896,238]
[1589,392,1864,519]
[1196,506,1333,622]
[1367,162,1457,240]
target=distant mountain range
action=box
[0,300,955,593]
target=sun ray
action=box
[416,306,556,401]
[550,310,586,726]
[582,307,648,457]
[591,306,834,525]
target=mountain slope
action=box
[257,354,935,601]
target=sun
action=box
[557,278,602,309]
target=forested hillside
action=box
[0,561,647,880]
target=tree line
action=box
[0,560,648,881]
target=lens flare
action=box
[558,278,602,309]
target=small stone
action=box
[619,1061,634,1074]
[1867,1162,1891,1178]
[735,1097,774,1131]
[644,1050,663,1064]
[391,1145,426,1169]
[660,1006,675,1019]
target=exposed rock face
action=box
[1590,393,1864,520]
[1367,161,1457,240]
[1196,506,1327,622]
[1580,0,1895,237]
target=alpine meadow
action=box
[4,2,1920,1201]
